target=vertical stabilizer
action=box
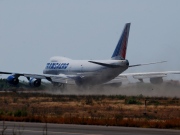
[111,23,131,60]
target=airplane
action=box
[0,23,166,89]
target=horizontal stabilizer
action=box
[88,61,122,68]
[129,61,167,67]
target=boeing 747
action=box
[0,23,165,89]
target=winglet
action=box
[111,23,131,60]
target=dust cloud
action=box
[44,82,180,98]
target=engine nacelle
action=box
[150,77,163,84]
[7,75,19,85]
[29,78,41,87]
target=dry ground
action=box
[0,87,180,129]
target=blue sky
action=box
[0,0,180,78]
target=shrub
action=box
[85,97,93,105]
[14,110,28,117]
[0,110,4,115]
[125,97,142,105]
[116,95,126,100]
[148,100,160,106]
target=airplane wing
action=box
[0,70,104,85]
[108,71,180,84]
[121,71,180,79]
[0,71,77,84]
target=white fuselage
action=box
[43,56,129,86]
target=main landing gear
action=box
[52,82,67,92]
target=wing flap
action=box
[24,74,47,79]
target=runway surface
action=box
[0,121,180,135]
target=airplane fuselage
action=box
[43,56,129,86]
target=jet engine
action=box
[29,78,41,87]
[7,75,19,85]
[150,77,163,84]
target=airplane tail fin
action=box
[111,23,131,60]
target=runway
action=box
[0,121,180,135]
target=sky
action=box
[0,0,180,80]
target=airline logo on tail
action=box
[111,23,131,60]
